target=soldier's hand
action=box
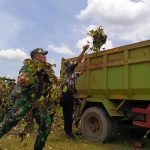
[83,44,89,51]
[17,73,33,87]
[17,73,27,86]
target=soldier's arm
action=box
[17,65,35,87]
[17,73,30,87]
[76,44,89,63]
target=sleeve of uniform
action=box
[66,62,78,76]
[69,62,78,70]
[17,60,35,87]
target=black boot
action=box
[65,132,75,139]
[34,141,45,150]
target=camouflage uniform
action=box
[0,80,7,123]
[0,57,57,150]
[61,62,80,137]
[60,45,89,138]
[20,70,60,139]
[0,79,16,122]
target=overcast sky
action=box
[0,0,149,78]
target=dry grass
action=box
[0,130,150,150]
[0,110,150,150]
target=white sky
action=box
[0,0,149,78]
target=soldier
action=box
[60,44,89,139]
[19,64,60,142]
[0,79,8,123]
[0,79,16,122]
[0,48,57,150]
[6,81,17,109]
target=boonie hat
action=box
[30,48,48,58]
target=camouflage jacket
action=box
[0,79,15,112]
[18,59,60,110]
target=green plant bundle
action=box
[88,26,107,52]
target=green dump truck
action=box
[60,40,150,143]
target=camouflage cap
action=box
[30,48,48,58]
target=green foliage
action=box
[0,78,15,116]
[23,59,61,103]
[0,59,61,138]
[88,26,107,52]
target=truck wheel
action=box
[79,107,112,143]
[108,118,119,142]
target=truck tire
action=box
[79,107,112,143]
[108,118,119,142]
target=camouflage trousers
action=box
[21,113,55,136]
[0,111,5,123]
[0,94,52,150]
[0,94,16,123]
[21,113,35,135]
